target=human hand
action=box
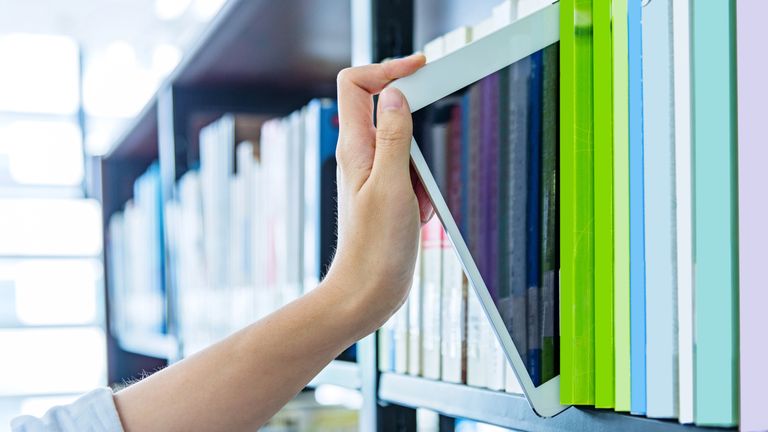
[325,54,432,333]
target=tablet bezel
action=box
[388,2,568,418]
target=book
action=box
[423,35,446,63]
[672,0,694,424]
[559,0,595,405]
[408,239,424,376]
[466,287,485,388]
[441,231,467,384]
[485,319,506,391]
[421,218,444,380]
[526,51,543,387]
[627,0,646,416]
[540,44,559,385]
[692,0,738,427]
[611,0,631,413]
[592,0,614,409]
[302,100,339,293]
[641,0,677,419]
[737,2,768,431]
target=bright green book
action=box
[592,0,614,409]
[611,0,631,413]
[691,0,739,427]
[559,0,595,405]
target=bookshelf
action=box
[98,0,737,431]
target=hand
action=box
[325,54,432,333]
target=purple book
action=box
[737,2,768,430]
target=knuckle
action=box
[336,67,354,86]
[376,124,409,144]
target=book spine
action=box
[486,73,501,304]
[466,287,485,388]
[440,231,465,384]
[611,0,632,413]
[407,242,423,376]
[628,0,646,415]
[560,0,595,405]
[592,0,615,409]
[540,44,559,386]
[672,0,694,424]
[421,210,443,380]
[692,0,738,426]
[641,0,677,419]
[506,56,530,372]
[526,51,543,387]
[737,2,768,431]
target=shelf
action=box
[117,331,177,360]
[379,373,733,432]
[308,360,362,390]
[104,0,350,161]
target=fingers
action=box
[335,55,426,183]
[372,87,413,183]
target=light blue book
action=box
[641,0,677,419]
[628,0,646,416]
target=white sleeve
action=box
[10,388,124,432]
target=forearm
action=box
[114,275,375,432]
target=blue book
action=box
[526,51,543,386]
[303,99,340,290]
[628,0,646,416]
[641,0,677,418]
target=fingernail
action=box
[379,87,403,111]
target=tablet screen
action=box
[413,44,559,386]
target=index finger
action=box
[336,54,426,141]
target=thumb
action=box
[372,87,413,180]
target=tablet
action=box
[388,2,568,418]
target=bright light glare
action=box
[14,260,101,325]
[193,0,227,20]
[155,0,192,20]
[83,41,158,118]
[0,328,106,396]
[314,385,363,410]
[0,199,102,257]
[152,44,182,77]
[0,120,83,186]
[0,34,79,114]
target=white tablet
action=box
[388,2,568,418]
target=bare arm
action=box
[113,53,429,432]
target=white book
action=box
[285,111,305,302]
[420,219,443,380]
[485,322,506,391]
[440,237,466,384]
[471,17,496,42]
[672,0,694,424]
[430,124,448,192]
[407,240,423,376]
[466,288,485,388]
[505,362,524,394]
[378,316,395,372]
[394,293,410,374]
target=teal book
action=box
[641,0,678,419]
[691,0,739,427]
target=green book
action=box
[593,0,614,409]
[559,0,595,405]
[611,0,631,413]
[691,0,739,427]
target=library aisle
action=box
[1,0,765,431]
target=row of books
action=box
[559,0,764,429]
[378,217,523,395]
[108,99,343,358]
[404,0,767,430]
